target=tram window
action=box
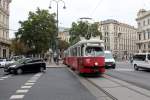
[75,47,77,56]
[81,44,84,56]
[77,47,81,56]
[148,54,150,60]
[85,47,104,56]
[70,48,73,56]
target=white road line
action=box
[34,73,43,77]
[0,78,4,80]
[10,95,24,99]
[115,68,134,71]
[21,86,32,89]
[1,75,11,79]
[27,80,37,83]
[25,82,35,85]
[16,90,29,93]
[9,74,43,100]
[30,77,39,80]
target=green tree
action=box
[89,22,102,38]
[69,21,102,45]
[15,8,57,55]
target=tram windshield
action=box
[85,46,104,56]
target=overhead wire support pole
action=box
[49,0,66,59]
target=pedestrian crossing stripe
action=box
[10,95,24,99]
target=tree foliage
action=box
[58,40,69,51]
[10,39,29,55]
[69,21,102,45]
[15,8,57,55]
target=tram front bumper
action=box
[79,66,105,74]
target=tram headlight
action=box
[94,62,98,66]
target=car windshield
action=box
[133,55,146,61]
[85,46,104,56]
[15,58,31,64]
[105,53,113,59]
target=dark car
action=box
[4,58,46,74]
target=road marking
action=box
[10,95,24,99]
[27,80,37,83]
[21,86,32,89]
[9,73,44,100]
[30,77,39,81]
[114,68,134,71]
[1,75,11,79]
[25,82,35,85]
[16,90,29,93]
[0,78,4,80]
[34,73,43,77]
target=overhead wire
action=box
[89,0,104,18]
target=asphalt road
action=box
[0,68,97,100]
[106,61,150,91]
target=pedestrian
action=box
[129,56,133,64]
[53,52,59,65]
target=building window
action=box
[148,19,150,25]
[139,34,141,40]
[148,30,150,39]
[139,44,141,49]
[3,49,6,58]
[143,31,146,40]
[138,22,141,27]
[0,0,1,6]
[144,44,146,49]
[143,20,146,26]
[148,43,150,49]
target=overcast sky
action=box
[9,0,150,38]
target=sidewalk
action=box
[46,60,66,68]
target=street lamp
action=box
[49,0,66,56]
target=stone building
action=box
[136,9,150,53]
[58,27,70,43]
[0,0,11,58]
[99,19,138,60]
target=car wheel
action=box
[16,68,23,74]
[134,64,139,71]
[112,66,116,69]
[40,67,45,72]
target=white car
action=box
[133,53,150,71]
[0,59,15,68]
[104,51,116,69]
[0,59,7,68]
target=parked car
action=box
[4,58,46,74]
[0,59,6,68]
[133,53,150,71]
[104,51,116,69]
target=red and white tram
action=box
[64,39,105,75]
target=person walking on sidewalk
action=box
[53,52,59,65]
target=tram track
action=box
[86,78,118,100]
[67,66,150,100]
[67,67,117,100]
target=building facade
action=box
[136,9,150,53]
[99,19,138,60]
[0,0,11,58]
[58,27,70,43]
